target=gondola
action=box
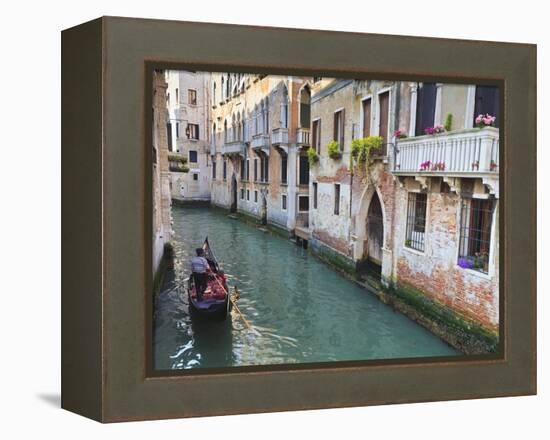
[187,237,231,320]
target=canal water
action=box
[153,206,459,370]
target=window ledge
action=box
[402,245,425,256]
[460,267,492,280]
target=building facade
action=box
[308,78,500,334]
[152,70,173,276]
[209,73,313,233]
[166,70,211,202]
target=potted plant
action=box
[307,147,319,166]
[444,113,453,132]
[424,125,445,135]
[327,140,342,160]
[394,129,407,139]
[475,113,496,128]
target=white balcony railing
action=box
[271,127,289,145]
[393,127,499,175]
[251,134,270,156]
[221,140,245,157]
[296,128,310,147]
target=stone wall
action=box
[152,70,172,276]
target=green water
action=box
[153,206,459,370]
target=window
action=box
[189,150,198,163]
[223,160,227,180]
[282,194,287,210]
[240,158,245,180]
[299,155,309,185]
[187,123,199,140]
[312,119,321,153]
[378,91,389,144]
[362,98,371,137]
[281,155,288,184]
[299,196,309,212]
[246,159,250,181]
[188,89,197,105]
[176,122,180,139]
[405,192,427,252]
[192,173,198,181]
[415,83,437,136]
[212,160,216,179]
[333,109,345,151]
[166,123,173,151]
[334,184,340,215]
[313,182,318,209]
[474,86,499,127]
[175,88,179,103]
[254,159,258,182]
[246,189,250,201]
[254,190,258,203]
[280,87,289,128]
[300,87,311,128]
[458,198,494,273]
[260,156,269,183]
[240,188,245,200]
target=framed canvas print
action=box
[61,16,536,422]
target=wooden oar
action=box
[211,274,254,332]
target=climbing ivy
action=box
[350,136,383,177]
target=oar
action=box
[211,275,255,332]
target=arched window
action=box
[213,82,217,104]
[231,113,236,143]
[264,97,270,133]
[254,105,259,135]
[300,86,311,128]
[221,77,225,101]
[224,119,228,143]
[226,74,230,98]
[237,113,241,141]
[260,101,265,134]
[280,86,289,129]
[213,122,216,147]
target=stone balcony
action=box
[221,140,246,157]
[271,128,289,154]
[392,127,499,177]
[296,128,310,147]
[251,133,270,156]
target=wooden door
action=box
[367,193,383,265]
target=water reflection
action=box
[153,206,459,370]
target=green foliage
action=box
[327,140,341,160]
[444,113,453,132]
[351,136,383,163]
[169,162,190,173]
[168,153,188,164]
[307,147,319,166]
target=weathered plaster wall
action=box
[392,180,499,330]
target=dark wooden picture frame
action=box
[62,16,536,422]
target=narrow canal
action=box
[153,206,459,370]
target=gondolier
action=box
[190,248,210,300]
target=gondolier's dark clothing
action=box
[191,256,209,299]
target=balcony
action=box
[251,134,270,156]
[221,140,245,157]
[271,128,289,154]
[296,128,310,147]
[392,127,499,176]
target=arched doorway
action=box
[366,192,384,267]
[230,174,237,213]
